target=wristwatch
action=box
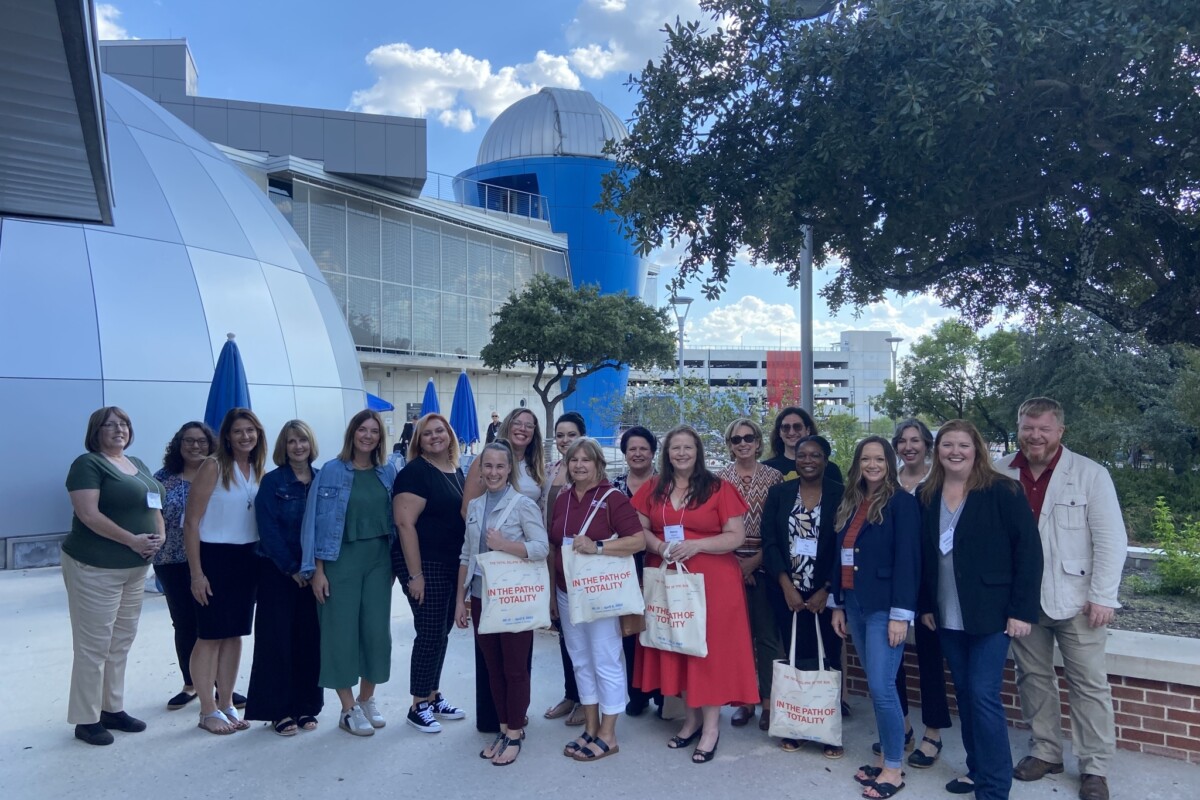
[596,541,604,555]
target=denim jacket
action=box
[300,459,397,578]
[255,464,316,577]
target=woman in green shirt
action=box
[63,406,165,746]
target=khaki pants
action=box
[1010,611,1115,776]
[61,552,147,724]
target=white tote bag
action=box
[561,489,645,624]
[638,562,707,657]
[768,612,843,746]
[476,495,551,634]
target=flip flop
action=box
[544,698,574,719]
[573,736,619,761]
[222,707,251,731]
[198,709,236,735]
[565,703,586,727]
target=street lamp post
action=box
[885,335,904,384]
[670,296,694,426]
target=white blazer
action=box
[459,487,550,589]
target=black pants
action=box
[245,558,323,721]
[784,598,843,672]
[401,561,457,698]
[153,561,196,686]
[895,619,952,729]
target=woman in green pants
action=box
[300,410,398,736]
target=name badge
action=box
[939,527,955,555]
[146,492,163,510]
[840,547,854,566]
[792,538,818,558]
[664,524,685,543]
[563,537,574,546]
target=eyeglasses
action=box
[510,422,536,431]
[729,434,757,445]
[779,423,808,434]
[181,437,207,447]
[101,421,130,431]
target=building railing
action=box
[421,171,551,223]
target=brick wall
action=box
[843,643,1200,764]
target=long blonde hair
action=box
[835,436,899,530]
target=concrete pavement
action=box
[0,567,1189,799]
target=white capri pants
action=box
[556,589,627,715]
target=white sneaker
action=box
[406,701,442,733]
[360,697,386,728]
[339,704,375,736]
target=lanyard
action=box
[564,486,616,540]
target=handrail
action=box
[421,171,551,223]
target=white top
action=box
[516,461,543,505]
[198,464,259,545]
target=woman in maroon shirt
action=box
[549,438,645,761]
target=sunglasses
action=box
[779,423,808,434]
[729,434,757,445]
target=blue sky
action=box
[97,0,963,356]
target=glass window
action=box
[289,182,309,245]
[308,186,346,276]
[514,247,533,290]
[492,244,514,302]
[381,211,412,285]
[413,223,440,289]
[347,203,380,280]
[442,294,467,356]
[324,272,347,315]
[442,234,468,294]
[382,283,411,352]
[413,288,440,353]
[467,297,492,354]
[467,235,491,297]
[348,277,380,348]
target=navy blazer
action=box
[762,473,845,594]
[831,489,921,617]
[917,479,1043,635]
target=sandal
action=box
[544,698,574,719]
[863,781,906,799]
[780,738,803,752]
[272,718,298,737]
[297,715,318,731]
[855,765,883,786]
[492,734,522,766]
[564,703,586,727]
[198,709,236,735]
[222,706,251,731]
[692,735,719,764]
[563,732,595,757]
[573,736,619,761]
[668,728,701,749]
[907,736,942,768]
[824,744,845,759]
[481,732,506,759]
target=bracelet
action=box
[407,572,423,583]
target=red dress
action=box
[631,479,760,707]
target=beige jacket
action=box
[995,446,1126,620]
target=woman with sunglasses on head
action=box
[717,418,784,733]
[877,419,952,767]
[152,421,218,713]
[829,436,921,799]
[763,407,843,484]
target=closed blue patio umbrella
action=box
[449,370,480,449]
[366,393,394,412]
[204,333,251,430]
[420,378,440,416]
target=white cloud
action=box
[565,0,704,78]
[350,44,581,130]
[96,4,133,40]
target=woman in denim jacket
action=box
[300,410,397,737]
[454,440,549,766]
[246,420,323,736]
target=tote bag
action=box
[638,562,707,657]
[561,489,645,624]
[768,612,843,746]
[476,495,551,634]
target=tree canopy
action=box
[480,274,677,425]
[602,0,1200,345]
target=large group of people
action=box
[60,396,1126,800]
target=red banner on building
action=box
[766,351,802,409]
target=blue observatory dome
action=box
[460,88,644,437]
[0,75,365,557]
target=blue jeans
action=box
[939,629,1013,800]
[844,590,907,768]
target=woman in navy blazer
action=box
[917,420,1042,800]
[829,436,921,800]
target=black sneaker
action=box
[99,710,146,733]
[429,694,465,720]
[75,722,114,746]
[406,701,442,733]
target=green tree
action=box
[874,321,1021,448]
[602,0,1200,346]
[592,376,757,456]
[481,274,677,428]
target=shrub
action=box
[1151,497,1200,597]
[1109,469,1200,543]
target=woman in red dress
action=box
[631,426,758,764]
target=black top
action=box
[917,480,1044,635]
[761,454,844,486]
[762,473,845,596]
[391,457,467,568]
